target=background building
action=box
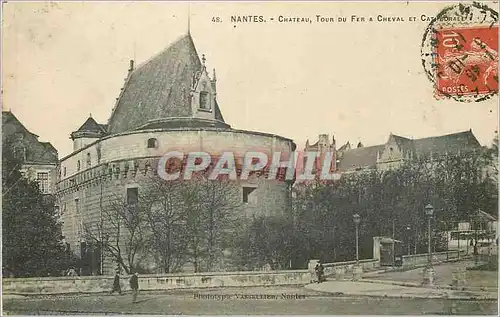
[2,111,58,195]
[307,130,483,173]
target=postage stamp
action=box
[2,1,499,315]
[435,26,498,97]
[421,2,499,102]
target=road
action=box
[370,260,498,289]
[3,286,497,315]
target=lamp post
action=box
[353,213,362,281]
[423,204,435,285]
[353,213,361,264]
[406,226,411,255]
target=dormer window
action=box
[13,146,26,161]
[199,91,211,110]
[147,138,159,149]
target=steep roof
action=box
[338,142,351,152]
[76,116,106,133]
[413,130,481,158]
[391,134,415,153]
[337,130,482,171]
[337,144,384,171]
[2,111,39,138]
[2,111,58,164]
[107,33,225,134]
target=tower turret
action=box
[71,115,106,151]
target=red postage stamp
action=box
[434,26,498,98]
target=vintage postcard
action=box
[2,1,498,315]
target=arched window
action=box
[147,138,158,149]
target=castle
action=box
[56,33,296,274]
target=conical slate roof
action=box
[107,33,225,134]
[76,116,105,133]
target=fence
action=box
[401,250,467,268]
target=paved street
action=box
[370,260,498,289]
[4,260,498,315]
[3,285,498,315]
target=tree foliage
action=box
[287,148,498,266]
[2,141,73,277]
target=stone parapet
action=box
[3,270,310,295]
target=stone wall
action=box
[2,270,310,295]
[308,259,380,281]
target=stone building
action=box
[300,130,483,177]
[56,33,296,274]
[295,134,339,184]
[333,130,483,172]
[2,111,58,195]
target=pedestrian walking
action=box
[110,272,122,295]
[315,261,325,283]
[129,271,139,303]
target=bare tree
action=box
[84,188,147,274]
[197,178,241,271]
[140,177,187,273]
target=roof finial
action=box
[89,113,92,118]
[213,68,217,81]
[202,54,206,66]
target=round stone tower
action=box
[56,33,296,274]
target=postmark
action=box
[421,2,499,102]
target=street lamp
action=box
[406,226,411,255]
[423,204,435,285]
[352,213,362,281]
[353,213,361,264]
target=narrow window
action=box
[127,187,139,206]
[77,160,81,171]
[199,91,210,110]
[63,166,67,177]
[87,153,91,167]
[75,198,80,214]
[126,187,139,221]
[37,172,49,194]
[242,187,256,203]
[147,138,158,149]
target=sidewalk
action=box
[305,280,498,300]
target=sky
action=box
[2,1,498,157]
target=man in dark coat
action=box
[129,272,139,303]
[110,272,121,295]
[314,261,325,283]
